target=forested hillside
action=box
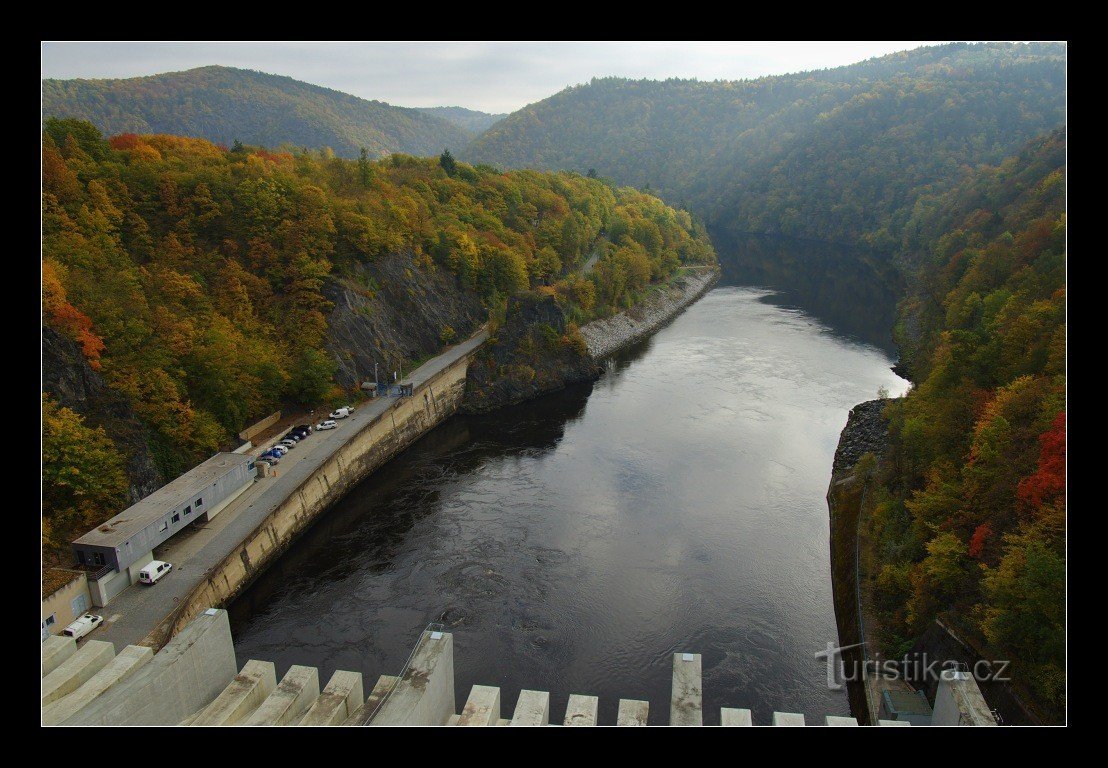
[465,43,1066,251]
[868,130,1066,717]
[418,106,507,134]
[41,119,713,562]
[42,66,471,159]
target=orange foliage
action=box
[42,261,105,368]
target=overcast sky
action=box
[42,41,946,114]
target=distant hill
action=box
[417,106,507,135]
[41,65,471,158]
[465,42,1067,250]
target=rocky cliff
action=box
[462,293,602,413]
[831,398,892,474]
[41,326,163,504]
[325,253,486,389]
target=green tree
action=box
[439,149,458,177]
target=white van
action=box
[139,560,173,585]
[329,407,351,419]
[62,613,103,640]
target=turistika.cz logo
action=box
[814,641,1012,691]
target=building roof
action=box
[72,452,253,549]
[42,567,84,600]
[882,689,933,715]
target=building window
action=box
[92,552,105,566]
[158,520,168,532]
[184,505,192,516]
[171,513,181,524]
[195,497,204,507]
[44,614,56,627]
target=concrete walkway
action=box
[92,330,488,651]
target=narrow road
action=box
[93,330,488,650]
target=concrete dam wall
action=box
[153,353,472,645]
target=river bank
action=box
[581,267,719,359]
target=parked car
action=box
[293,424,314,434]
[62,613,103,640]
[278,439,297,449]
[316,420,338,430]
[138,560,173,585]
[283,432,302,442]
[268,448,288,458]
[329,407,351,419]
[259,453,280,465]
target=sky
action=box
[41,41,946,114]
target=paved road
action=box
[94,330,488,650]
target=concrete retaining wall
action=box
[159,355,472,643]
[238,411,281,442]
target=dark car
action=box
[292,424,314,434]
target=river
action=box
[229,235,910,725]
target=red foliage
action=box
[1017,412,1066,509]
[968,523,993,559]
[109,133,142,151]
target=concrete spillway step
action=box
[299,670,364,726]
[41,645,152,725]
[244,665,320,725]
[344,675,399,726]
[721,708,753,726]
[189,659,276,726]
[41,640,115,708]
[773,712,806,726]
[671,652,703,726]
[41,635,77,677]
[456,685,501,726]
[510,690,550,726]
[563,694,599,726]
[617,699,649,726]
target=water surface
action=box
[230,241,908,724]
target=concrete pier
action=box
[300,670,364,726]
[41,644,152,725]
[510,690,550,726]
[41,635,76,677]
[456,685,501,726]
[773,712,806,726]
[345,675,398,725]
[60,608,238,725]
[932,670,996,726]
[617,699,650,726]
[244,665,320,725]
[720,707,753,726]
[369,631,454,726]
[826,715,860,726]
[563,694,599,726]
[670,652,703,726]
[41,640,114,707]
[190,659,276,726]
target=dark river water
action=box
[229,235,910,725]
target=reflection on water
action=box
[710,230,904,355]
[230,241,909,725]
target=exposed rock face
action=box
[832,398,892,475]
[462,293,602,413]
[41,326,163,504]
[324,252,485,389]
[581,268,719,359]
